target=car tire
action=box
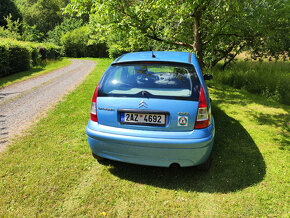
[197,153,212,171]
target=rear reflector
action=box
[194,86,209,129]
[90,83,99,122]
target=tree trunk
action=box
[193,10,204,70]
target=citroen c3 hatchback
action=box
[86,51,215,169]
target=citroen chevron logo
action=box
[139,100,148,108]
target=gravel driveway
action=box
[0,59,96,152]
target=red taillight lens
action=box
[194,86,209,129]
[90,83,99,122]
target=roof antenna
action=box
[150,46,156,58]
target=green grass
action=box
[0,58,289,216]
[208,61,290,105]
[0,58,72,88]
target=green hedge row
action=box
[0,38,63,77]
[60,26,108,58]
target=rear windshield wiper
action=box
[137,90,153,98]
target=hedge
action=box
[0,38,63,77]
[60,26,108,58]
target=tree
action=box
[64,0,289,69]
[46,17,84,45]
[0,0,22,27]
[60,25,108,57]
[0,14,21,39]
[13,0,71,34]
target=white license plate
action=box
[121,113,166,126]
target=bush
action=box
[60,26,108,58]
[46,18,84,45]
[209,61,290,105]
[0,38,63,77]
[108,44,128,59]
[0,39,30,76]
[35,43,63,60]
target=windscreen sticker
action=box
[178,116,188,126]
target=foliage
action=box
[0,14,22,39]
[0,38,30,75]
[13,0,71,34]
[0,0,22,27]
[0,38,63,77]
[0,14,43,42]
[60,25,108,57]
[64,0,289,68]
[248,1,290,60]
[21,22,43,42]
[46,17,84,45]
[0,58,289,216]
[208,61,290,105]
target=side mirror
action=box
[203,73,213,81]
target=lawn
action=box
[0,58,72,88]
[0,58,289,216]
[208,61,290,105]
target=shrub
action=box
[108,44,128,59]
[8,42,31,73]
[0,39,30,76]
[60,25,108,58]
[0,14,21,40]
[37,43,63,60]
[46,18,84,45]
[0,42,11,75]
[0,38,63,77]
[21,22,43,42]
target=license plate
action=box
[120,112,166,126]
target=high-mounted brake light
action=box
[194,86,209,129]
[90,83,99,122]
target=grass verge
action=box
[208,61,290,105]
[0,58,289,216]
[0,58,72,88]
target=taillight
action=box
[90,83,99,122]
[194,86,209,129]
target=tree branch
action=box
[222,43,247,70]
[145,33,193,49]
[203,32,259,46]
[210,42,237,68]
[121,6,193,49]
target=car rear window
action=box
[98,62,201,100]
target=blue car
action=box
[86,51,215,169]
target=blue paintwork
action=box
[113,51,191,64]
[97,97,198,131]
[87,117,214,167]
[87,51,215,167]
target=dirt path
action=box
[0,59,96,152]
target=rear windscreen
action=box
[98,62,201,100]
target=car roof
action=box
[113,51,194,64]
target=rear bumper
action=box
[86,120,215,167]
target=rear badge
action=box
[178,116,188,126]
[98,107,115,111]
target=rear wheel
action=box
[197,153,212,171]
